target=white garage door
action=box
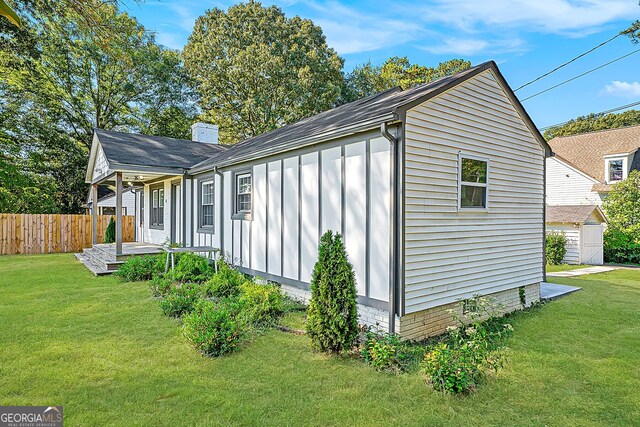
[581,225,604,265]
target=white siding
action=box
[96,190,136,216]
[546,157,602,206]
[143,179,171,245]
[223,172,232,259]
[300,153,319,282]
[403,69,545,313]
[547,224,580,264]
[345,142,367,296]
[268,161,282,276]
[282,157,299,280]
[241,220,250,267]
[192,175,221,249]
[321,147,342,234]
[251,164,267,272]
[369,137,391,301]
[93,144,109,180]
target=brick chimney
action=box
[191,122,218,144]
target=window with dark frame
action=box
[151,186,164,227]
[608,159,623,182]
[200,180,215,228]
[459,156,488,209]
[235,173,252,214]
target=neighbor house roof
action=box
[190,60,549,172]
[95,129,227,170]
[548,125,640,182]
[546,205,606,224]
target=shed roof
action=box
[548,125,640,182]
[94,129,227,170]
[546,205,606,224]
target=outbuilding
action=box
[546,205,607,265]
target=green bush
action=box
[114,254,165,282]
[239,281,284,326]
[602,171,640,264]
[307,231,359,354]
[603,227,640,264]
[149,276,173,297]
[545,231,567,265]
[169,253,214,283]
[182,299,245,357]
[422,297,511,394]
[159,283,201,317]
[360,330,425,373]
[104,217,115,243]
[203,264,245,298]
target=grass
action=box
[546,263,590,272]
[1,254,639,426]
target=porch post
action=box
[91,184,98,246]
[115,172,123,256]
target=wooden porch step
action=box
[82,247,124,271]
[74,253,112,276]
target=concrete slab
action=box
[540,282,582,300]
[546,266,616,277]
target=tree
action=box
[543,110,640,140]
[340,57,471,103]
[0,0,21,27]
[183,1,344,144]
[306,231,359,354]
[104,217,116,243]
[1,2,194,212]
[622,20,640,44]
[602,171,640,263]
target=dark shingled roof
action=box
[546,205,606,224]
[95,129,227,169]
[189,62,495,172]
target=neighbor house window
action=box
[608,159,624,182]
[459,155,488,209]
[150,185,164,228]
[200,180,215,229]
[235,173,252,214]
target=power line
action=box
[514,33,621,92]
[520,47,640,102]
[539,100,640,131]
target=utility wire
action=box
[539,100,640,131]
[514,33,621,92]
[520,47,640,102]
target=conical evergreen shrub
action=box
[306,230,359,354]
[104,217,116,243]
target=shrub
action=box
[182,299,245,357]
[114,254,165,282]
[159,283,201,317]
[422,297,511,394]
[104,217,115,243]
[149,275,173,297]
[169,253,214,283]
[360,330,425,373]
[545,231,567,265]
[306,231,359,354]
[603,227,640,264]
[239,281,284,326]
[203,264,245,298]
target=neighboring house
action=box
[546,205,607,265]
[82,61,551,339]
[546,125,640,206]
[85,186,137,216]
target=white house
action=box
[81,61,551,339]
[85,186,137,216]
[546,125,640,206]
[546,205,607,265]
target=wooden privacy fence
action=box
[0,214,135,255]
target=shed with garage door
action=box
[546,205,607,265]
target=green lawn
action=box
[546,263,590,272]
[1,254,639,426]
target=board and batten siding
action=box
[403,69,545,314]
[220,133,392,306]
[546,157,602,206]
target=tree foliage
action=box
[622,20,640,44]
[543,110,640,140]
[1,1,194,212]
[183,0,344,144]
[340,57,471,103]
[603,171,640,263]
[306,231,359,354]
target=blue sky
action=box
[123,0,640,129]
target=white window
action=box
[459,155,488,210]
[200,180,215,228]
[608,159,624,182]
[236,173,252,214]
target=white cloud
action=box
[603,81,640,98]
[420,0,637,34]
[421,37,526,55]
